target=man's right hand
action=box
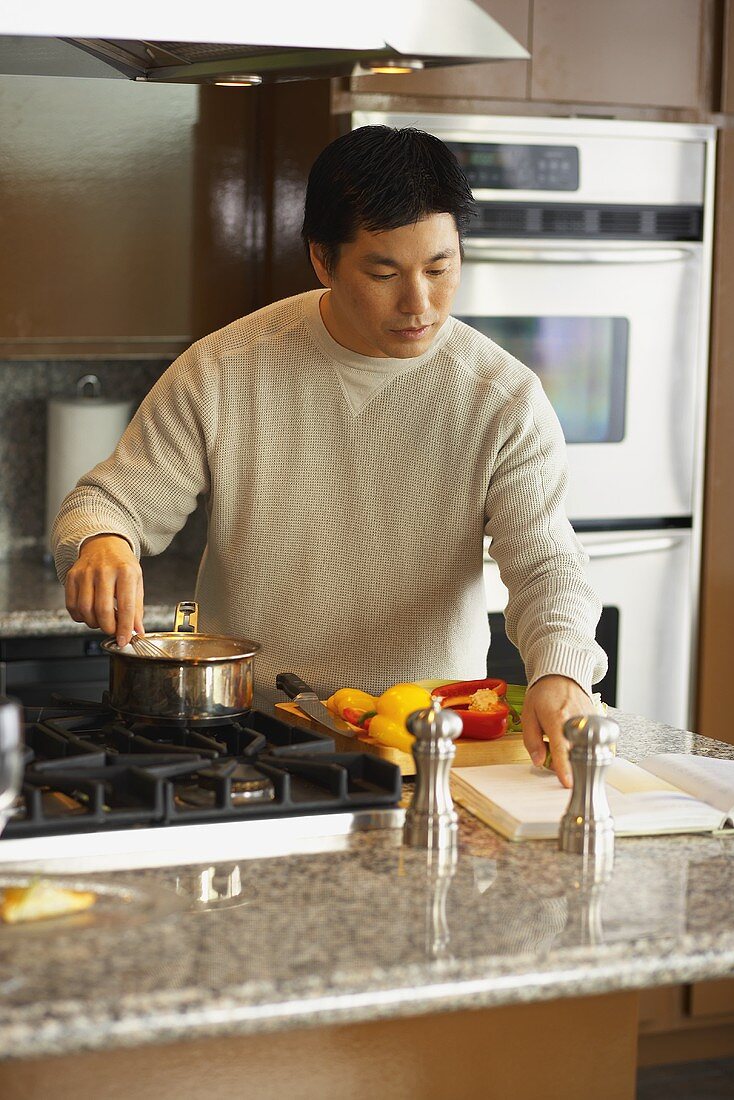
[64,534,144,647]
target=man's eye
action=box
[370,273,396,281]
[427,268,448,277]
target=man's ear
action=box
[308,242,332,288]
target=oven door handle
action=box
[462,244,695,264]
[582,535,685,559]
[483,534,685,565]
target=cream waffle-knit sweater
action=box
[53,290,607,702]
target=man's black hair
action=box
[301,125,477,272]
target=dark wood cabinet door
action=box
[721,0,734,114]
[530,0,709,109]
[343,0,718,117]
[0,76,197,359]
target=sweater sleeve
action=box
[483,376,608,695]
[52,347,217,583]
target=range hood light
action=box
[210,73,263,87]
[361,58,424,75]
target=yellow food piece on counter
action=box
[325,688,377,718]
[368,714,416,754]
[0,881,97,924]
[375,683,433,724]
[325,681,432,751]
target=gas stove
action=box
[0,705,404,872]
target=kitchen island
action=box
[1,713,733,1099]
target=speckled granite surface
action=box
[0,713,733,1061]
[0,555,199,635]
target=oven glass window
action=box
[458,316,629,444]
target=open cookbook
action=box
[450,754,734,841]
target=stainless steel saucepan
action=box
[101,602,260,724]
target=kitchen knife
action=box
[275,673,358,738]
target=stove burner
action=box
[198,761,275,803]
[3,706,401,840]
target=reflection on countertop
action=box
[0,554,199,635]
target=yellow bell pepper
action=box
[368,714,416,754]
[375,683,432,723]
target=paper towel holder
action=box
[76,374,103,400]
[44,374,133,565]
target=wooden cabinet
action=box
[638,981,734,1066]
[0,993,640,1100]
[0,76,198,360]
[721,0,734,112]
[529,0,711,109]
[191,80,332,340]
[0,73,333,360]
[698,123,734,745]
[343,0,720,117]
[689,978,734,1018]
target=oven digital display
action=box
[446,142,579,191]
[457,316,628,444]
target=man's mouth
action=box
[392,324,432,338]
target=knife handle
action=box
[276,672,314,699]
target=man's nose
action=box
[398,277,430,316]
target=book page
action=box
[605,758,682,795]
[452,762,726,841]
[637,754,734,818]
[452,765,570,839]
[607,788,724,835]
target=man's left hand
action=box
[521,674,593,788]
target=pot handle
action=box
[174,601,199,634]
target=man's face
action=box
[309,213,462,359]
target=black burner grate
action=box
[4,708,402,839]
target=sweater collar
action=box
[302,290,455,374]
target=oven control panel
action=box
[446,141,579,191]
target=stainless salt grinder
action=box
[404,704,463,850]
[558,714,619,863]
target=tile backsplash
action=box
[0,360,207,562]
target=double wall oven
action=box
[353,113,716,729]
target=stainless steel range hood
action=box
[0,1,528,84]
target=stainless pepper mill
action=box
[404,704,463,851]
[558,714,619,866]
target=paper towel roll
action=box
[45,388,133,549]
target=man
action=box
[54,126,607,786]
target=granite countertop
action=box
[1,712,734,1061]
[0,555,199,635]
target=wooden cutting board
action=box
[274,701,529,776]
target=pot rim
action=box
[101,634,260,663]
